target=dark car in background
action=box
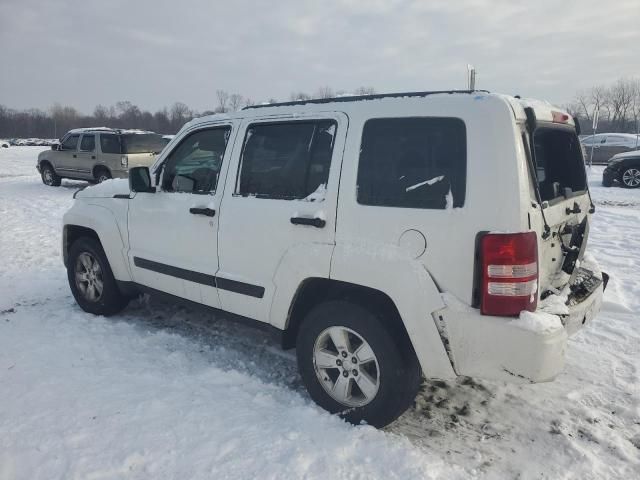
[603,150,640,188]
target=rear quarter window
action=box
[122,134,166,154]
[357,117,467,209]
[100,134,121,154]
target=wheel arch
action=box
[92,164,112,179]
[63,203,132,282]
[282,278,412,352]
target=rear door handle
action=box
[189,207,216,217]
[290,216,325,228]
[72,154,77,158]
[91,155,96,159]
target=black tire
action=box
[67,237,129,316]
[602,177,613,187]
[296,300,421,427]
[620,167,640,189]
[40,163,61,186]
[94,167,112,183]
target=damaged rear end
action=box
[438,97,606,384]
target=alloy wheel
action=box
[74,252,104,302]
[313,326,380,407]
[622,168,640,187]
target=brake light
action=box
[552,111,570,123]
[121,155,128,167]
[480,232,538,316]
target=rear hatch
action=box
[522,115,593,295]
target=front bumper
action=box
[603,167,618,183]
[440,271,605,383]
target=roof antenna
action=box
[467,64,476,91]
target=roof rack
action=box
[243,89,488,110]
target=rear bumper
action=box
[440,273,604,383]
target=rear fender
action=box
[330,242,456,379]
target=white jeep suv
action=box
[62,90,606,427]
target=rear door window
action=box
[79,134,95,152]
[532,128,587,201]
[236,120,336,200]
[357,117,467,209]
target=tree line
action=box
[564,77,640,135]
[0,86,376,139]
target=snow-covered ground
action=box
[1,147,638,479]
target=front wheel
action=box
[40,163,61,186]
[67,237,129,316]
[296,300,421,427]
[620,167,640,188]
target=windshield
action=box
[122,134,166,154]
[532,127,587,202]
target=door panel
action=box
[76,134,97,177]
[216,114,347,323]
[55,134,81,173]
[127,124,235,307]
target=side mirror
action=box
[129,166,155,193]
[51,143,60,151]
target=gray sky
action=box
[1,0,639,113]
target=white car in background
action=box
[581,133,640,164]
[1,140,9,148]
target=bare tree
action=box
[607,79,635,131]
[216,90,230,113]
[229,93,244,112]
[630,78,640,136]
[315,86,334,99]
[243,98,255,108]
[354,86,376,96]
[575,89,592,123]
[290,91,312,101]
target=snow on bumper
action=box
[438,273,604,384]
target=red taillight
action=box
[480,232,538,316]
[552,111,570,123]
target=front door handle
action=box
[72,154,77,158]
[290,216,325,228]
[190,207,216,217]
[91,155,96,159]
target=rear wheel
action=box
[40,163,61,186]
[620,167,640,188]
[296,300,421,427]
[67,237,129,316]
[94,167,112,183]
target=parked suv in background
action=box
[61,91,605,427]
[37,128,167,186]
[581,133,640,164]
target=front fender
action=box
[330,241,456,379]
[63,201,132,282]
